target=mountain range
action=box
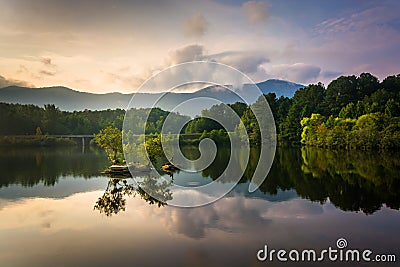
[0,79,303,117]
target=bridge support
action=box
[82,137,85,153]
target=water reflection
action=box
[0,146,108,187]
[300,147,400,213]
[0,146,399,267]
[94,176,172,216]
[94,178,135,216]
[1,146,399,215]
[1,190,398,267]
[201,146,399,214]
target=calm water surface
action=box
[0,146,399,267]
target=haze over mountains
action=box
[0,79,303,117]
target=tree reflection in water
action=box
[94,146,400,216]
[94,175,172,216]
[187,145,400,215]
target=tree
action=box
[94,126,123,163]
[228,102,248,118]
[280,83,326,143]
[381,74,400,93]
[385,99,400,117]
[276,96,292,125]
[202,103,239,132]
[35,127,43,136]
[240,107,260,145]
[185,117,222,134]
[369,89,396,113]
[325,75,358,115]
[280,103,302,143]
[300,114,325,146]
[357,73,379,96]
[145,135,164,163]
[339,102,357,118]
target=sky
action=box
[0,0,399,93]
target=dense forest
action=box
[0,103,124,135]
[0,104,189,136]
[1,73,399,149]
[184,73,400,148]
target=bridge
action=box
[49,135,95,138]
[7,134,94,138]
[50,135,95,147]
[5,134,95,148]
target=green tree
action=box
[339,102,357,118]
[276,96,292,125]
[228,102,248,118]
[300,113,325,146]
[145,135,164,163]
[381,74,400,93]
[357,73,379,96]
[35,127,43,136]
[240,107,260,145]
[325,75,358,115]
[280,83,326,143]
[94,126,123,163]
[385,99,400,117]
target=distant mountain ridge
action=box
[0,79,304,116]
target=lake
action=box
[0,145,399,267]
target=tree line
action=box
[1,72,399,148]
[0,103,124,135]
[184,73,400,148]
[0,104,189,136]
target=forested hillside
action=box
[0,104,189,135]
[1,73,399,149]
[184,73,400,148]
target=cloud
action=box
[209,51,269,74]
[309,1,400,83]
[39,70,56,76]
[315,1,400,36]
[242,1,270,25]
[168,44,205,65]
[106,72,145,92]
[263,199,324,218]
[39,57,57,76]
[315,6,389,34]
[321,70,343,80]
[0,75,33,88]
[1,0,398,93]
[183,14,208,37]
[352,64,372,74]
[158,195,325,240]
[16,64,29,74]
[40,57,56,67]
[161,196,270,239]
[267,63,322,84]
[266,64,343,84]
[146,45,271,90]
[167,45,269,75]
[132,44,269,93]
